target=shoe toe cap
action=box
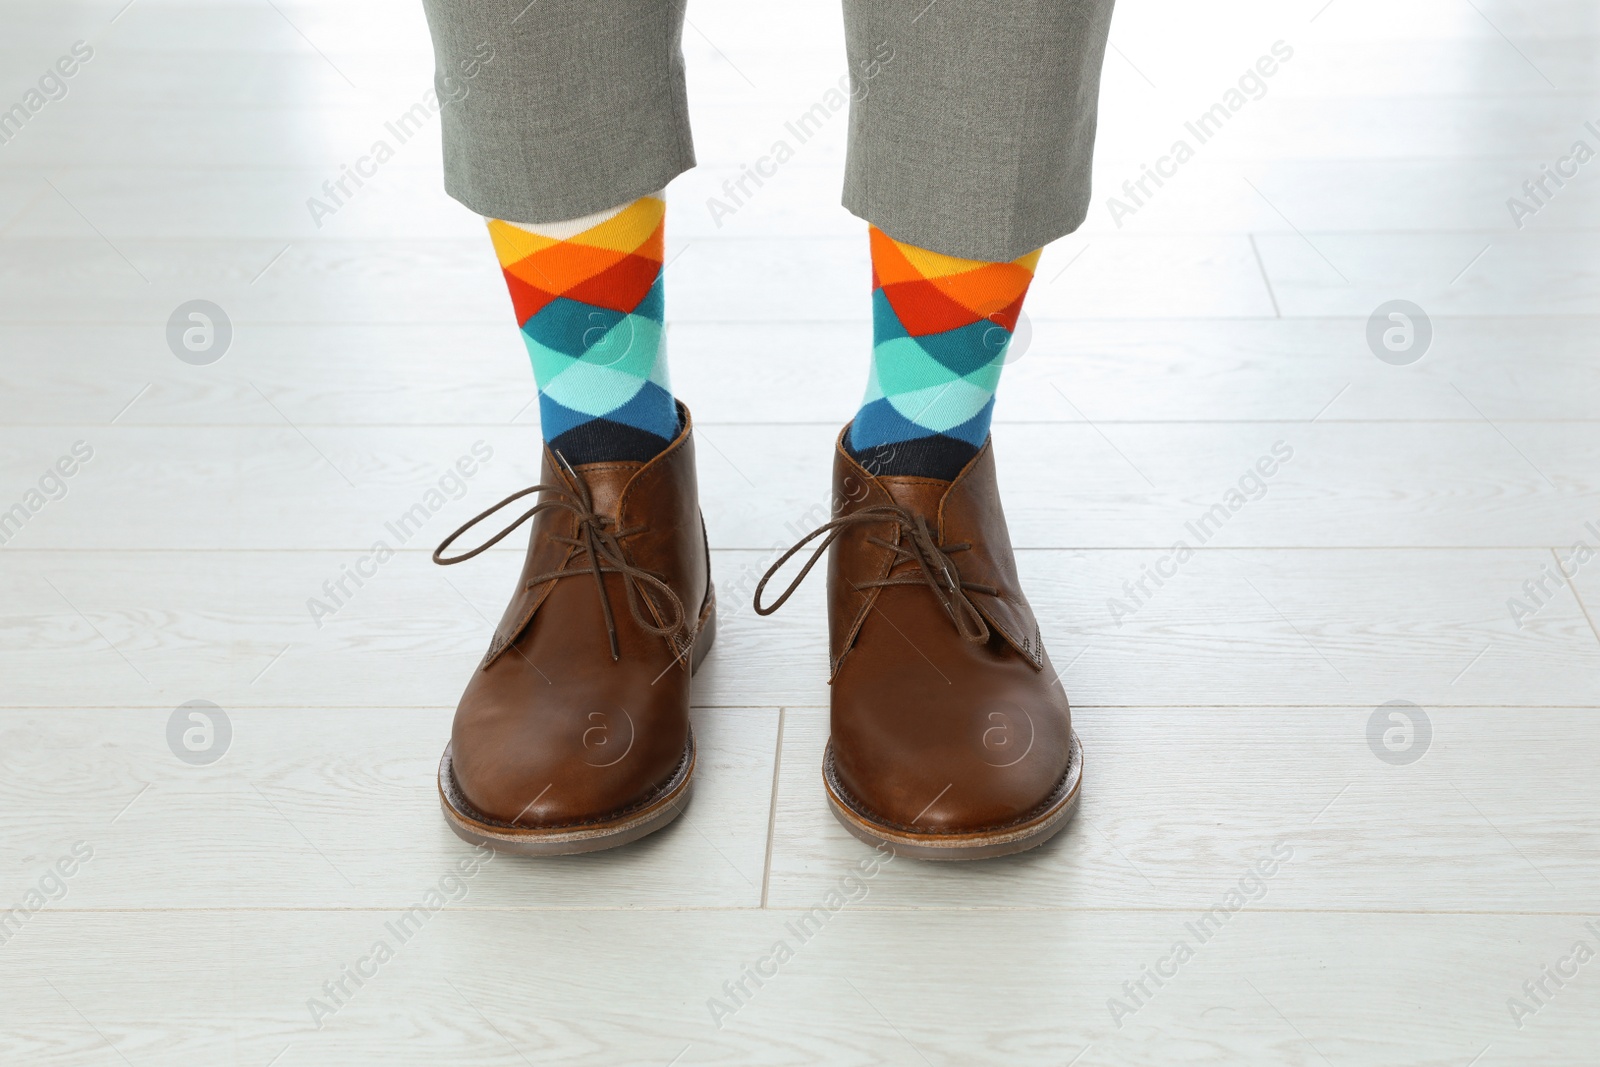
[829,661,1074,834]
[449,684,689,829]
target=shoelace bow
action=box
[432,456,687,661]
[752,505,997,643]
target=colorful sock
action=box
[847,225,1041,480]
[488,194,678,466]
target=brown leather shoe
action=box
[756,429,1081,860]
[431,403,714,855]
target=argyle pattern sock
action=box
[488,195,678,466]
[846,225,1041,480]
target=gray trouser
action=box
[420,0,1114,261]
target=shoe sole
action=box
[821,732,1083,861]
[437,590,716,856]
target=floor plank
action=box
[1255,231,1600,317]
[766,706,1600,912]
[2,422,1597,552]
[4,317,1599,426]
[0,706,777,909]
[2,548,1595,709]
[1,909,1594,1066]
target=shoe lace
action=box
[432,455,687,661]
[752,505,996,643]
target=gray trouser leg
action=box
[419,0,694,223]
[419,0,1112,258]
[841,0,1115,261]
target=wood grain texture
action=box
[0,706,778,909]
[1,548,1596,710]
[1254,231,1600,317]
[1,910,1596,1066]
[3,317,1599,426]
[1,422,1597,552]
[765,706,1600,912]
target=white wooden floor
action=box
[3,0,1599,1063]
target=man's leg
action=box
[840,0,1115,262]
[422,0,692,464]
[755,0,1114,858]
[846,227,1040,479]
[421,0,693,225]
[419,1,713,855]
[839,0,1114,480]
[488,197,678,465]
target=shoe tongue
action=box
[572,461,645,519]
[876,475,950,525]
